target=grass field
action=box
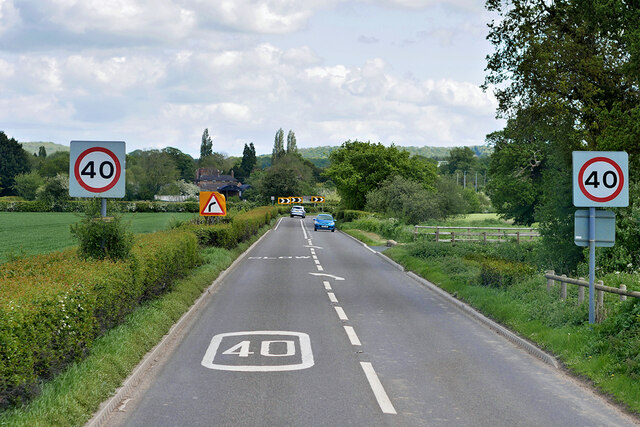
[0,212,198,263]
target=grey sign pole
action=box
[588,207,596,324]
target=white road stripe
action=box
[317,265,324,271]
[300,220,308,240]
[360,362,397,415]
[274,217,284,231]
[323,281,331,290]
[314,259,320,265]
[334,306,348,320]
[312,255,318,260]
[364,244,376,253]
[328,292,338,303]
[344,326,362,346]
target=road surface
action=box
[109,216,636,426]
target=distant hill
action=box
[20,141,69,156]
[296,144,492,161]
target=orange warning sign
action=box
[199,192,227,216]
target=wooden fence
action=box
[544,271,640,322]
[413,226,539,244]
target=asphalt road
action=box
[110,216,637,426]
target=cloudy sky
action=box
[0,0,502,157]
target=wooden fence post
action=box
[413,226,417,241]
[561,275,567,300]
[516,231,520,244]
[451,231,455,243]
[596,280,605,323]
[483,232,487,242]
[578,278,585,304]
[436,227,440,243]
[620,285,627,302]
[546,270,554,293]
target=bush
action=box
[477,257,535,288]
[70,211,134,261]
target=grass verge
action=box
[0,224,271,426]
[341,229,387,246]
[383,244,640,416]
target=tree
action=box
[0,131,31,196]
[37,151,69,178]
[163,147,195,181]
[440,147,479,176]
[483,0,640,272]
[38,146,47,158]
[200,128,213,159]
[236,143,257,181]
[13,171,44,200]
[325,140,438,210]
[286,130,297,153]
[252,153,315,202]
[272,128,285,164]
[126,150,179,200]
[365,176,442,223]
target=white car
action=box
[290,205,306,218]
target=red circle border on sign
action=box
[74,147,121,193]
[578,156,624,203]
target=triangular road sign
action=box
[199,191,227,216]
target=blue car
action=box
[314,214,335,232]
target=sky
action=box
[0,0,502,158]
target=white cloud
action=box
[0,0,501,155]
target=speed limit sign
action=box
[573,151,628,207]
[69,141,126,198]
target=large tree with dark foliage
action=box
[0,131,30,196]
[483,0,640,272]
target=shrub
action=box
[478,257,536,288]
[70,207,134,261]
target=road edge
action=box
[338,230,560,369]
[86,229,273,427]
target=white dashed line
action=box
[317,265,324,271]
[312,255,318,260]
[334,306,348,320]
[328,292,338,303]
[344,326,361,346]
[323,281,332,290]
[360,362,397,415]
[314,259,321,265]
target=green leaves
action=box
[325,140,437,210]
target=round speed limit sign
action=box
[69,141,126,198]
[573,151,628,207]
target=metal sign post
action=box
[573,151,628,324]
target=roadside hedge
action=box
[0,205,280,409]
[0,200,199,213]
[184,206,279,249]
[0,230,199,409]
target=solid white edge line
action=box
[334,306,348,320]
[274,217,283,231]
[344,326,361,346]
[360,362,397,415]
[300,219,308,240]
[364,244,376,253]
[328,292,338,303]
[323,281,332,290]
